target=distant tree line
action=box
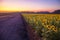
[21,9,60,14]
[0,9,60,14]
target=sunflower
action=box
[53,27,57,32]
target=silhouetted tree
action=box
[52,10,60,14]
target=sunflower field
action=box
[22,14,60,40]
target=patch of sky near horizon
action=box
[0,0,60,11]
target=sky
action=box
[0,0,60,12]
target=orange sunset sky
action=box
[0,0,60,12]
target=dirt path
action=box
[0,13,29,40]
